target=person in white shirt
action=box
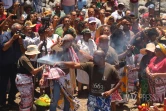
[76,28,97,96]
[87,17,97,40]
[111,2,125,22]
[84,7,101,28]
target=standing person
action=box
[55,50,122,111]
[146,43,166,103]
[61,0,77,15]
[0,2,6,22]
[138,43,155,104]
[111,2,125,22]
[103,0,117,13]
[129,0,138,17]
[52,3,65,18]
[76,28,97,96]
[0,23,25,109]
[16,45,44,111]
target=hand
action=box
[127,45,135,51]
[121,19,129,25]
[149,73,157,79]
[39,78,44,86]
[103,90,113,97]
[12,34,19,41]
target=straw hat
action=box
[25,45,40,55]
[24,20,36,27]
[140,43,155,55]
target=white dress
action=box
[76,38,97,84]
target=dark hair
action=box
[63,27,76,38]
[147,28,159,37]
[122,16,132,23]
[110,23,118,33]
[24,4,32,11]
[77,21,86,34]
[38,26,45,35]
[156,18,163,26]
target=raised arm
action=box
[57,61,81,69]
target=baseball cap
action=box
[118,2,125,6]
[88,17,96,23]
[82,28,91,34]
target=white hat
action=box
[140,43,155,55]
[118,2,125,6]
[25,45,40,55]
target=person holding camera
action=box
[0,23,25,108]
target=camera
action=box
[12,15,17,19]
[16,30,26,39]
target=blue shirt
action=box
[77,0,87,10]
[0,32,22,65]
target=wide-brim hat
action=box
[24,20,36,27]
[25,45,40,55]
[140,43,155,55]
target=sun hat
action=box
[88,17,96,23]
[25,45,40,55]
[24,20,36,27]
[140,43,155,55]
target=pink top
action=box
[62,0,76,6]
[148,56,166,73]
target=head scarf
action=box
[156,43,166,55]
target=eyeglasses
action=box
[72,14,76,16]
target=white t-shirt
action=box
[111,10,125,22]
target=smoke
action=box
[37,54,61,65]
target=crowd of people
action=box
[0,0,166,111]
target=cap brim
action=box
[25,51,40,55]
[89,20,96,23]
[30,24,36,28]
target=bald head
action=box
[63,34,74,41]
[94,50,105,57]
[99,35,109,43]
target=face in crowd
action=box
[88,8,95,17]
[93,50,106,65]
[63,17,71,27]
[71,11,77,20]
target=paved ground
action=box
[12,89,139,111]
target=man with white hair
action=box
[0,23,24,108]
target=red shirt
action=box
[148,56,166,73]
[32,23,42,32]
[0,14,6,21]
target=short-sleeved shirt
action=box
[0,32,15,65]
[99,46,119,65]
[148,56,166,73]
[17,55,34,75]
[80,62,120,96]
